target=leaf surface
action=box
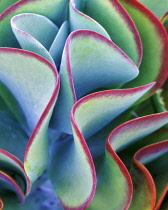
[49,83,154,209]
[84,0,142,66]
[69,0,111,39]
[0,0,19,13]
[0,171,25,204]
[11,13,58,65]
[137,0,168,17]
[51,29,139,133]
[0,48,60,182]
[0,0,68,47]
[130,140,168,210]
[0,149,31,195]
[107,112,168,209]
[120,0,168,100]
[49,21,69,68]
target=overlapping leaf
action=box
[0,48,60,183]
[51,29,139,133]
[0,149,30,206]
[137,0,168,17]
[69,0,111,39]
[0,0,68,47]
[11,13,58,65]
[108,112,168,209]
[49,83,154,209]
[119,0,168,100]
[84,0,142,66]
[0,0,19,13]
[130,140,168,210]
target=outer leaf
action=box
[51,29,139,133]
[137,0,168,18]
[0,48,60,182]
[0,171,25,204]
[0,0,19,13]
[120,0,168,100]
[11,13,58,65]
[69,0,111,39]
[108,112,168,152]
[49,83,153,209]
[118,126,168,168]
[72,83,154,140]
[84,0,142,66]
[130,140,168,210]
[0,149,31,195]
[108,112,168,209]
[0,0,68,47]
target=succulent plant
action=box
[0,0,168,209]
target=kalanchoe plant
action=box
[0,0,168,209]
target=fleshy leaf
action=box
[129,140,168,210]
[49,21,69,68]
[107,111,168,209]
[0,111,28,164]
[69,0,111,39]
[0,82,27,129]
[72,84,154,209]
[118,126,168,168]
[84,0,142,66]
[0,171,25,204]
[0,0,19,13]
[108,112,168,152]
[120,0,168,100]
[11,13,58,65]
[72,83,154,140]
[51,29,139,133]
[137,0,168,18]
[49,134,96,210]
[49,83,154,209]
[0,0,68,47]
[0,48,60,182]
[0,149,31,195]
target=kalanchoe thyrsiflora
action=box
[0,0,167,209]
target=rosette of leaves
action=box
[0,0,168,209]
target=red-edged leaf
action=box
[0,149,31,195]
[0,48,60,182]
[51,29,139,134]
[0,171,25,204]
[130,140,168,210]
[69,0,111,39]
[84,0,142,66]
[0,0,68,47]
[120,0,168,100]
